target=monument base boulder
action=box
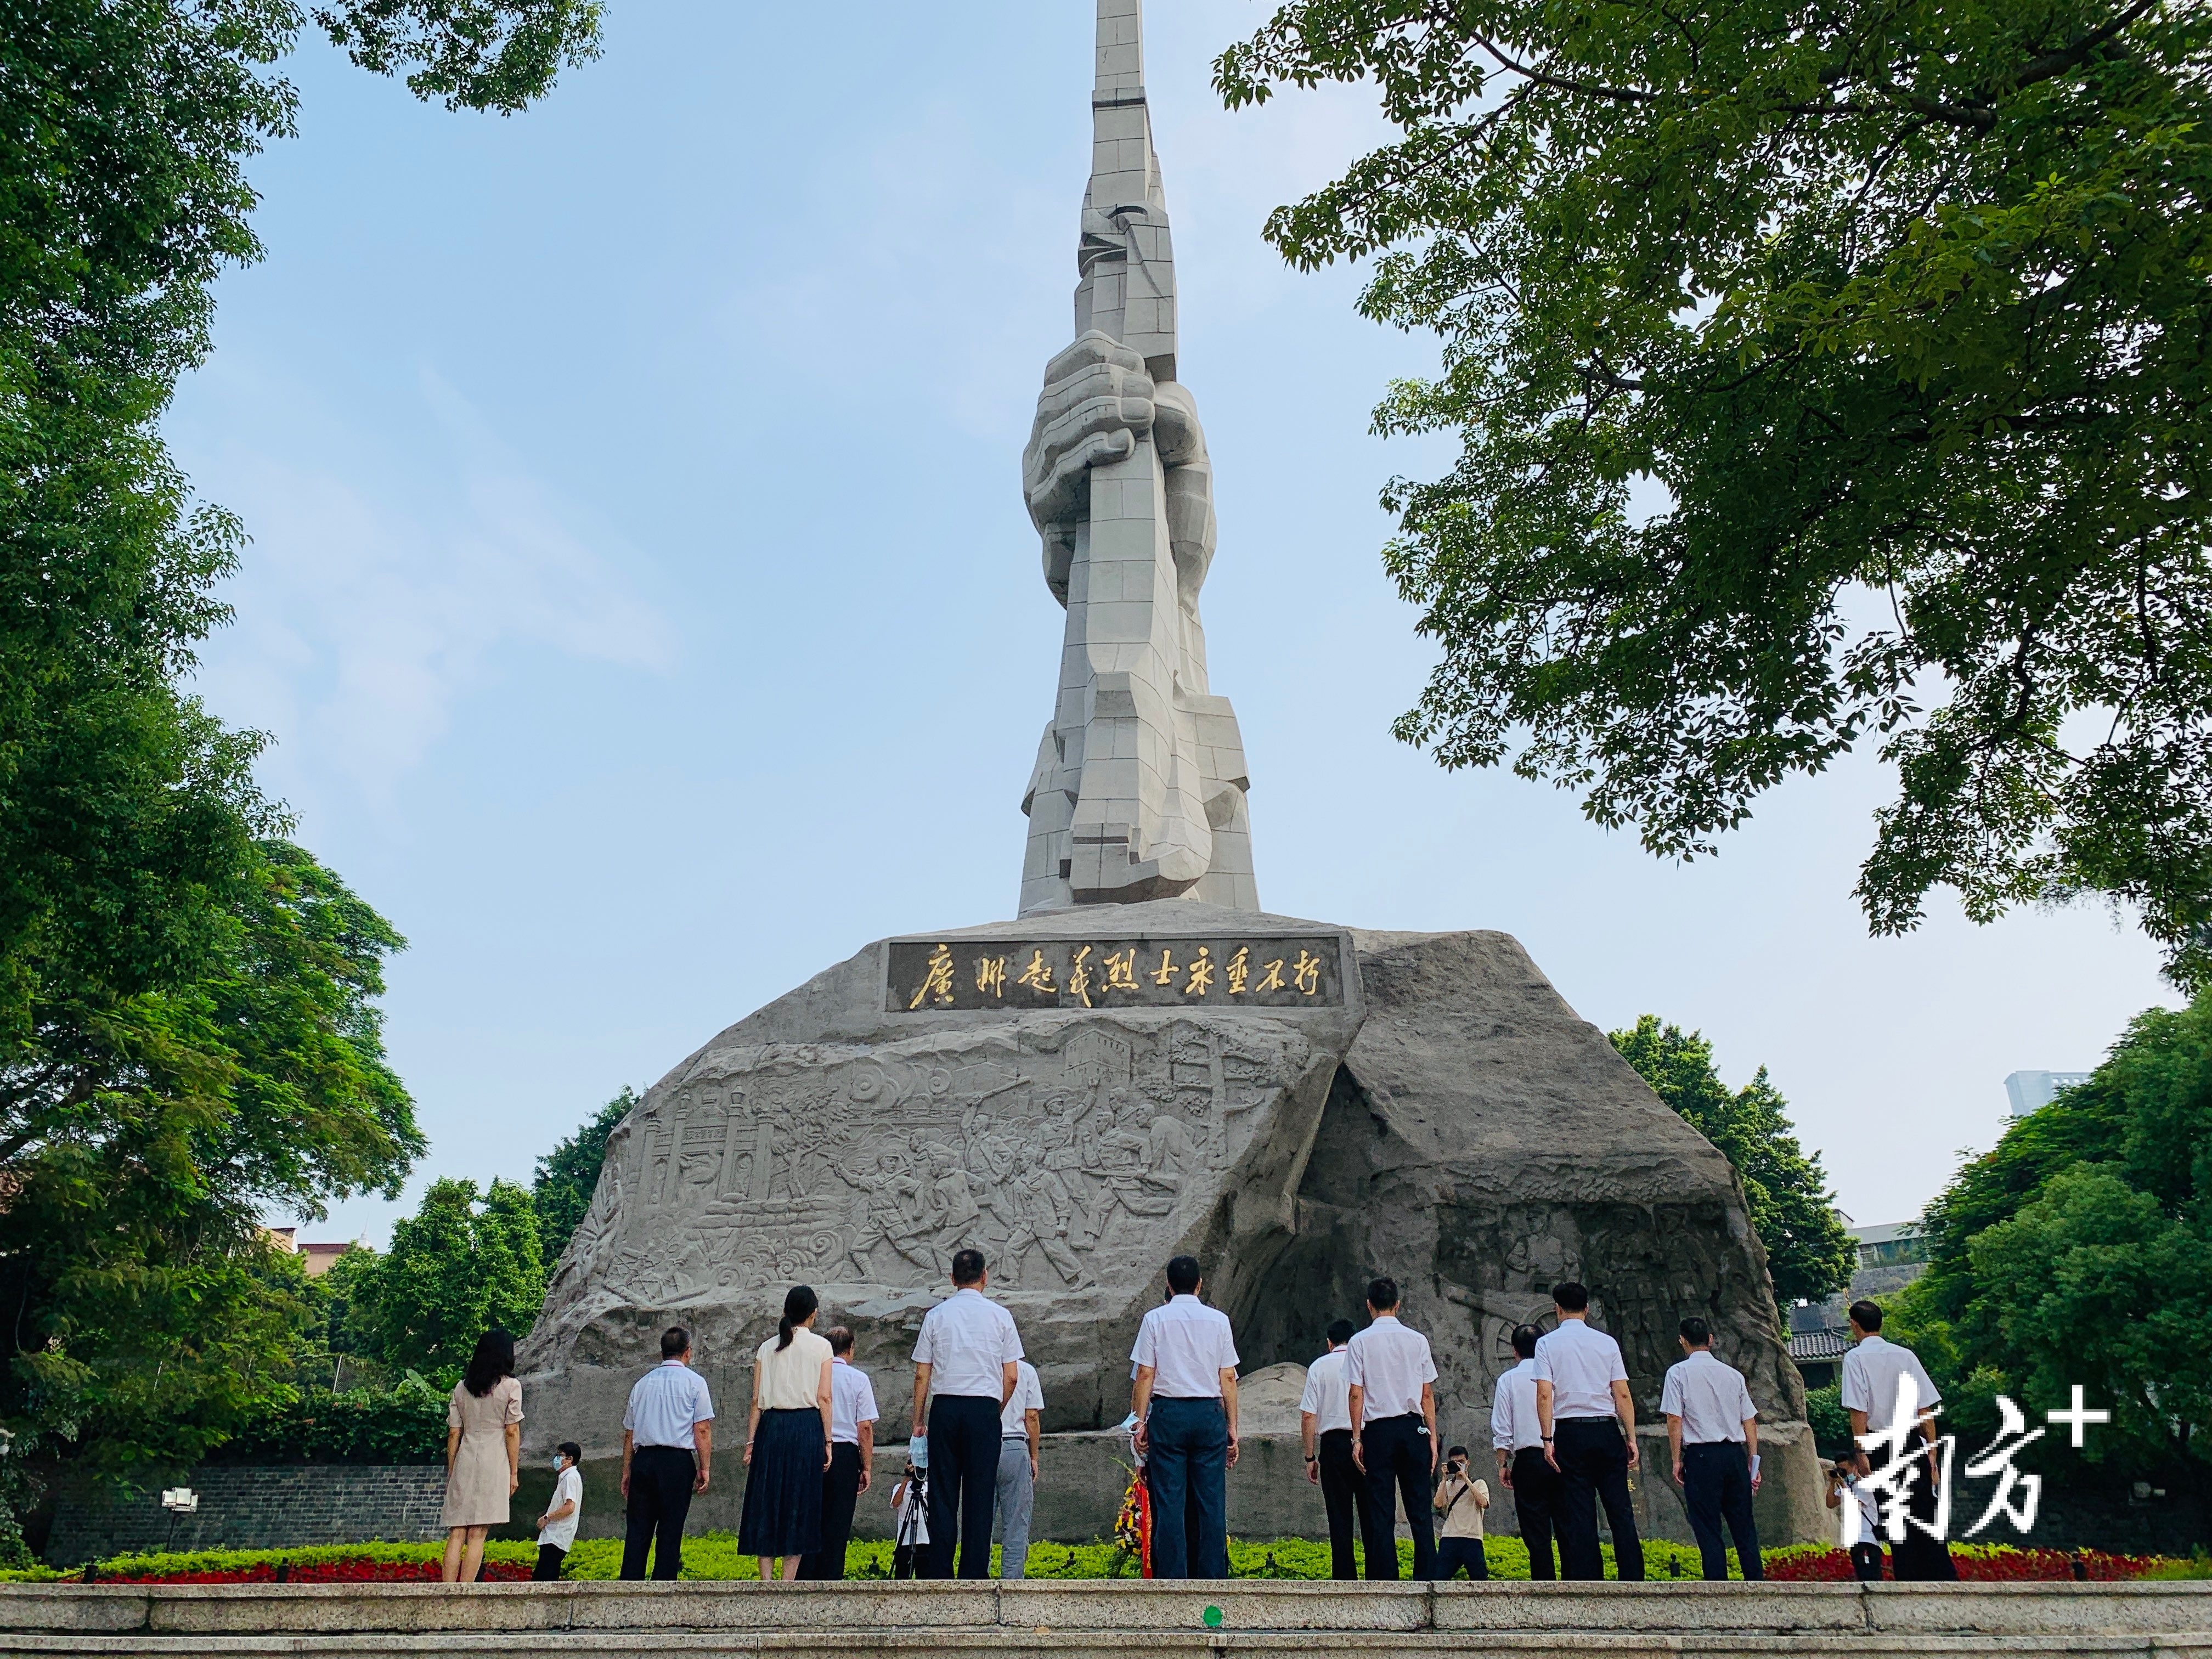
[517,900,1825,1545]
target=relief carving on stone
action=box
[542,1018,1312,1314]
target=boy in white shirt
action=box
[533,1442,584,1580]
[1431,1444,1491,1580]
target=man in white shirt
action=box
[994,1358,1044,1579]
[1344,1276,1439,1581]
[1533,1282,1645,1581]
[1491,1323,1560,1579]
[1661,1316,1762,1580]
[1299,1318,1359,1579]
[1839,1299,1956,1581]
[619,1325,715,1580]
[800,1327,879,1580]
[1130,1254,1240,1579]
[912,1248,1023,1578]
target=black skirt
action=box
[740,1407,825,1558]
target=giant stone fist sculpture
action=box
[1015,331,1253,914]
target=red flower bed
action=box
[1767,1547,2161,1583]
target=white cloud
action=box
[185,366,672,816]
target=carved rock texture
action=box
[517,900,1825,1543]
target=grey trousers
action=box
[993,1439,1034,1579]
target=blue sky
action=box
[170,1,2172,1248]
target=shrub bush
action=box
[202,1383,448,1466]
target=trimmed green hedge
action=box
[200,1386,447,1466]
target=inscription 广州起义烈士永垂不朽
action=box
[886,936,1344,1013]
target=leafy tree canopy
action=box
[1217,0,2212,986]
[532,1086,633,1269]
[344,1178,545,1380]
[0,840,421,1476]
[0,0,593,1501]
[1899,989,2212,1476]
[1610,1015,1857,1301]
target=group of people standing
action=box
[433,1259,1945,1586]
[1298,1280,1771,1583]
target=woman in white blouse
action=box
[738,1284,835,1581]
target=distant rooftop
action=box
[1852,1221,1920,1248]
[2006,1069,2092,1116]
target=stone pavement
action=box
[1,1581,2205,1658]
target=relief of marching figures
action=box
[543,1019,1314,1309]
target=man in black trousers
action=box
[1299,1318,1361,1578]
[800,1326,879,1578]
[1533,1282,1645,1581]
[911,1249,1023,1578]
[1662,1316,1763,1579]
[1491,1323,1561,1578]
[618,1326,715,1579]
[1345,1277,1440,1581]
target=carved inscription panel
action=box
[545,1018,1314,1313]
[886,935,1345,1013]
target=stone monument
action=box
[516,0,1825,1549]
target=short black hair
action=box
[1367,1276,1400,1312]
[557,1441,583,1466]
[1553,1282,1590,1313]
[1327,1318,1356,1347]
[1511,1323,1542,1360]
[1679,1316,1712,1346]
[661,1325,691,1359]
[951,1248,986,1285]
[1848,1299,1883,1333]
[826,1325,855,1357]
[1447,1444,1469,1459]
[1166,1256,1202,1295]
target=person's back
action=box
[1344,1278,1439,1582]
[1131,1258,1240,1581]
[1492,1325,1560,1579]
[1299,1323,1359,1580]
[1661,1319,1762,1582]
[1532,1284,1643,1583]
[911,1250,1022,1579]
[619,1326,715,1582]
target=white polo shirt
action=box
[1661,1350,1757,1443]
[1491,1358,1544,1452]
[913,1286,1023,1400]
[1344,1314,1436,1422]
[1001,1361,1044,1437]
[1131,1294,1239,1398]
[1299,1347,1352,1436]
[1533,1318,1627,1420]
[1841,1334,1940,1432]
[829,1358,880,1446]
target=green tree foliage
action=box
[1902,990,2212,1477]
[0,0,596,1495]
[0,842,421,1474]
[346,1179,545,1379]
[1216,1,2212,986]
[532,1087,634,1268]
[1610,1017,1857,1301]
[205,1376,448,1466]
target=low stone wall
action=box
[43,1468,445,1565]
[0,1580,2203,1658]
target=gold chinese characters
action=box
[894,938,1336,1010]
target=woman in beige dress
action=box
[441,1329,523,1583]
